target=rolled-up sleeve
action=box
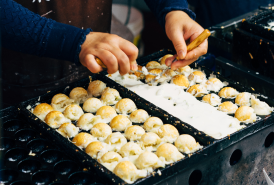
[1,0,92,65]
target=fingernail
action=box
[178,50,185,59]
[132,63,138,71]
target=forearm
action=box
[144,0,196,29]
[1,0,91,65]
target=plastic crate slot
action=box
[188,169,202,185]
[229,149,242,166]
[264,132,274,148]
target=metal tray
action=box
[0,106,104,185]
[19,73,214,185]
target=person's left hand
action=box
[164,10,208,70]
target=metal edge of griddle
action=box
[19,73,216,185]
[241,9,274,40]
[134,49,274,154]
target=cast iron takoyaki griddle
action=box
[0,106,104,185]
[19,73,214,185]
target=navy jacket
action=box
[1,0,194,65]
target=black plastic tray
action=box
[19,73,214,185]
[0,106,104,185]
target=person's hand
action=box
[165,11,208,70]
[79,32,138,75]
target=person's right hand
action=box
[79,32,138,75]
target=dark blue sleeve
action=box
[1,0,92,66]
[144,0,196,29]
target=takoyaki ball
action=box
[113,161,144,184]
[129,109,149,123]
[119,142,142,157]
[235,92,251,106]
[235,106,256,123]
[104,132,127,152]
[160,54,173,66]
[188,71,206,83]
[135,151,164,170]
[45,111,71,128]
[51,93,74,112]
[77,113,102,131]
[72,132,96,149]
[63,104,84,121]
[85,141,108,159]
[202,94,222,106]
[96,106,117,123]
[98,151,122,164]
[125,125,146,141]
[251,95,273,115]
[69,87,88,104]
[176,65,192,77]
[205,78,224,92]
[218,101,238,114]
[115,98,137,114]
[110,115,132,132]
[145,69,163,83]
[88,80,107,97]
[57,122,79,138]
[157,124,179,143]
[83,98,103,113]
[175,134,203,154]
[187,84,208,97]
[218,87,239,99]
[170,74,189,89]
[129,65,144,80]
[146,61,161,70]
[90,122,112,139]
[33,103,54,121]
[101,87,121,105]
[143,117,163,133]
[140,132,161,151]
[156,143,184,164]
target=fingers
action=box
[84,54,103,73]
[170,58,198,70]
[185,39,208,60]
[111,47,130,75]
[165,55,176,67]
[169,27,188,60]
[119,39,139,71]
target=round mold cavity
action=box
[5,148,29,162]
[230,149,242,166]
[32,170,55,185]
[265,132,274,148]
[69,171,95,185]
[3,120,24,132]
[27,139,49,153]
[0,137,15,151]
[40,149,66,164]
[10,180,30,185]
[18,159,41,173]
[15,129,37,143]
[54,160,79,176]
[188,169,202,185]
[0,169,18,184]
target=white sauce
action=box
[109,71,244,139]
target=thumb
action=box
[169,28,187,60]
